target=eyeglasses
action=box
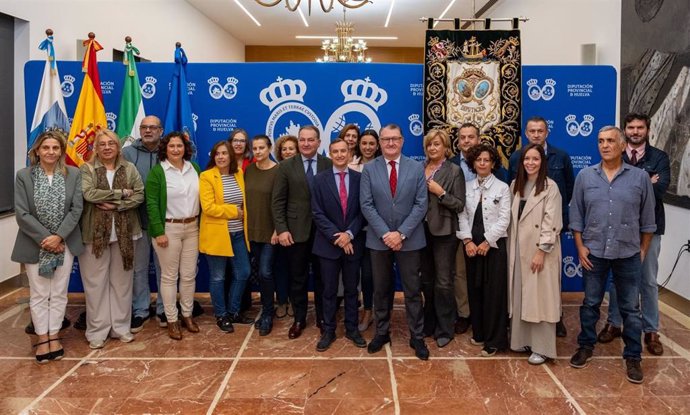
[231,139,247,144]
[140,125,161,130]
[380,136,403,143]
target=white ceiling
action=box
[186,0,496,47]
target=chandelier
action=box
[317,10,371,63]
[255,0,370,15]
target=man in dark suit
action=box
[508,115,575,337]
[360,123,430,360]
[311,139,366,351]
[272,125,333,339]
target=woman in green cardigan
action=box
[146,132,201,340]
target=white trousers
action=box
[79,242,135,342]
[26,247,74,336]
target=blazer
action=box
[623,144,670,235]
[79,157,144,244]
[457,174,511,248]
[360,155,428,251]
[426,160,466,236]
[311,168,365,260]
[507,178,563,323]
[145,161,201,238]
[199,166,249,257]
[271,153,332,243]
[12,165,85,263]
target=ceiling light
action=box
[297,6,309,27]
[434,0,457,28]
[296,35,398,40]
[234,0,261,26]
[384,0,395,28]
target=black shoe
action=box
[216,316,234,333]
[74,311,87,330]
[316,332,336,352]
[569,348,593,369]
[556,318,567,338]
[229,312,255,325]
[258,315,273,337]
[192,300,204,318]
[625,358,644,384]
[454,317,470,335]
[157,313,168,328]
[345,330,367,348]
[367,334,391,354]
[409,338,430,360]
[25,321,35,335]
[130,316,145,334]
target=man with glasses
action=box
[272,125,332,339]
[122,116,165,332]
[360,124,429,360]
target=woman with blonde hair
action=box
[13,130,84,363]
[79,129,144,349]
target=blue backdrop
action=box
[24,62,616,292]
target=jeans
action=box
[250,241,275,318]
[578,253,642,360]
[206,254,230,318]
[132,230,163,318]
[228,231,251,315]
[607,234,660,333]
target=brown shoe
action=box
[168,321,183,340]
[181,316,200,333]
[597,323,622,343]
[644,332,664,355]
[288,321,305,339]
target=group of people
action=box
[14,113,669,385]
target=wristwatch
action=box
[399,232,407,241]
[438,191,446,201]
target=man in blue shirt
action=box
[569,126,656,384]
[508,116,574,337]
[598,113,670,356]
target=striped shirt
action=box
[221,174,244,233]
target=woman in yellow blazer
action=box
[508,143,563,365]
[199,140,250,333]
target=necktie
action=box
[389,160,397,198]
[630,149,638,165]
[306,158,314,186]
[338,171,348,219]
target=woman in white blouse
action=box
[146,132,201,340]
[457,144,511,357]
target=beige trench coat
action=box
[508,178,563,323]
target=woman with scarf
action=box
[79,129,144,349]
[12,130,84,363]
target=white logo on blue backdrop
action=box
[61,75,75,98]
[208,77,223,99]
[563,255,582,278]
[141,76,157,99]
[565,114,595,137]
[408,114,423,136]
[106,112,117,131]
[223,77,238,99]
[192,113,198,132]
[323,77,388,155]
[526,78,556,101]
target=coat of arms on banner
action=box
[424,29,521,168]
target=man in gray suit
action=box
[360,123,429,360]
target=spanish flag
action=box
[66,33,106,166]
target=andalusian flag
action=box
[115,38,145,146]
[28,33,69,150]
[66,34,106,166]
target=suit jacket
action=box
[507,178,562,323]
[311,168,365,260]
[272,153,332,243]
[426,160,466,236]
[12,165,85,264]
[623,144,669,235]
[360,155,428,251]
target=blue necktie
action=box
[306,159,314,186]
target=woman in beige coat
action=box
[508,143,562,365]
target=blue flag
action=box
[28,35,70,151]
[163,45,197,159]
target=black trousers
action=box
[319,255,361,333]
[370,249,424,340]
[287,233,323,325]
[421,226,459,340]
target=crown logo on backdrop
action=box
[207,77,220,85]
[64,75,75,83]
[408,114,420,122]
[565,114,577,123]
[145,76,157,84]
[341,77,388,110]
[461,37,485,59]
[526,79,538,88]
[582,114,594,123]
[226,77,239,85]
[544,79,556,87]
[260,77,307,111]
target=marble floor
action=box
[0,289,689,415]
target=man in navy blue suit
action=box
[311,139,367,351]
[360,123,430,360]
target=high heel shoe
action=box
[49,338,64,361]
[33,340,52,364]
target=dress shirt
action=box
[450,152,476,181]
[333,166,350,195]
[569,162,656,259]
[384,155,402,179]
[162,159,200,219]
[302,155,317,173]
[625,142,646,161]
